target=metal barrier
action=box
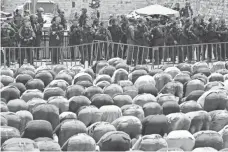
[1,40,228,69]
[1,43,96,68]
[92,40,228,68]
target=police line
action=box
[1,41,228,68]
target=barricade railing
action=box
[1,40,228,69]
[1,42,96,68]
[92,40,228,68]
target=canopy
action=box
[135,4,180,17]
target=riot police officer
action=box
[189,17,205,61]
[150,20,165,65]
[217,18,228,61]
[81,23,95,65]
[49,16,64,64]
[108,18,123,58]
[206,17,220,62]
[13,9,23,29]
[19,21,35,65]
[95,22,112,60]
[69,20,83,60]
[134,17,149,64]
[1,22,16,66]
[79,8,89,27]
[30,14,42,60]
[126,18,137,65]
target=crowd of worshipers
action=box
[1,2,228,66]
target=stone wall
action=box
[2,0,228,22]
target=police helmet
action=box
[37,7,44,12]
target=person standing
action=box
[180,2,193,19]
[134,18,149,64]
[126,18,137,65]
[30,14,42,60]
[189,17,205,61]
[206,17,220,62]
[165,21,178,63]
[198,15,208,60]
[120,15,128,59]
[108,18,123,58]
[79,8,89,27]
[150,20,165,65]
[1,22,16,66]
[69,20,83,60]
[217,18,228,61]
[81,23,95,65]
[49,16,64,64]
[18,21,35,66]
[13,9,23,29]
[94,22,112,60]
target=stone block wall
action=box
[2,0,228,22]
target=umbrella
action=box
[135,4,180,17]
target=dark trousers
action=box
[220,42,228,60]
[50,47,60,64]
[80,44,92,65]
[152,38,165,65]
[121,35,127,58]
[34,35,42,59]
[18,48,34,66]
[207,41,220,61]
[50,38,62,65]
[1,48,10,67]
[70,42,80,60]
[110,42,120,58]
[19,42,34,66]
[94,40,108,61]
[183,45,193,62]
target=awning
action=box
[135,4,180,17]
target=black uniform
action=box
[1,25,16,66]
[217,24,228,60]
[19,25,35,65]
[189,22,205,61]
[108,23,123,58]
[49,23,64,64]
[150,24,165,64]
[31,21,42,59]
[206,22,220,61]
[69,25,83,60]
[81,26,95,65]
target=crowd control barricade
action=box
[1,41,228,69]
[92,40,228,68]
[1,42,98,68]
